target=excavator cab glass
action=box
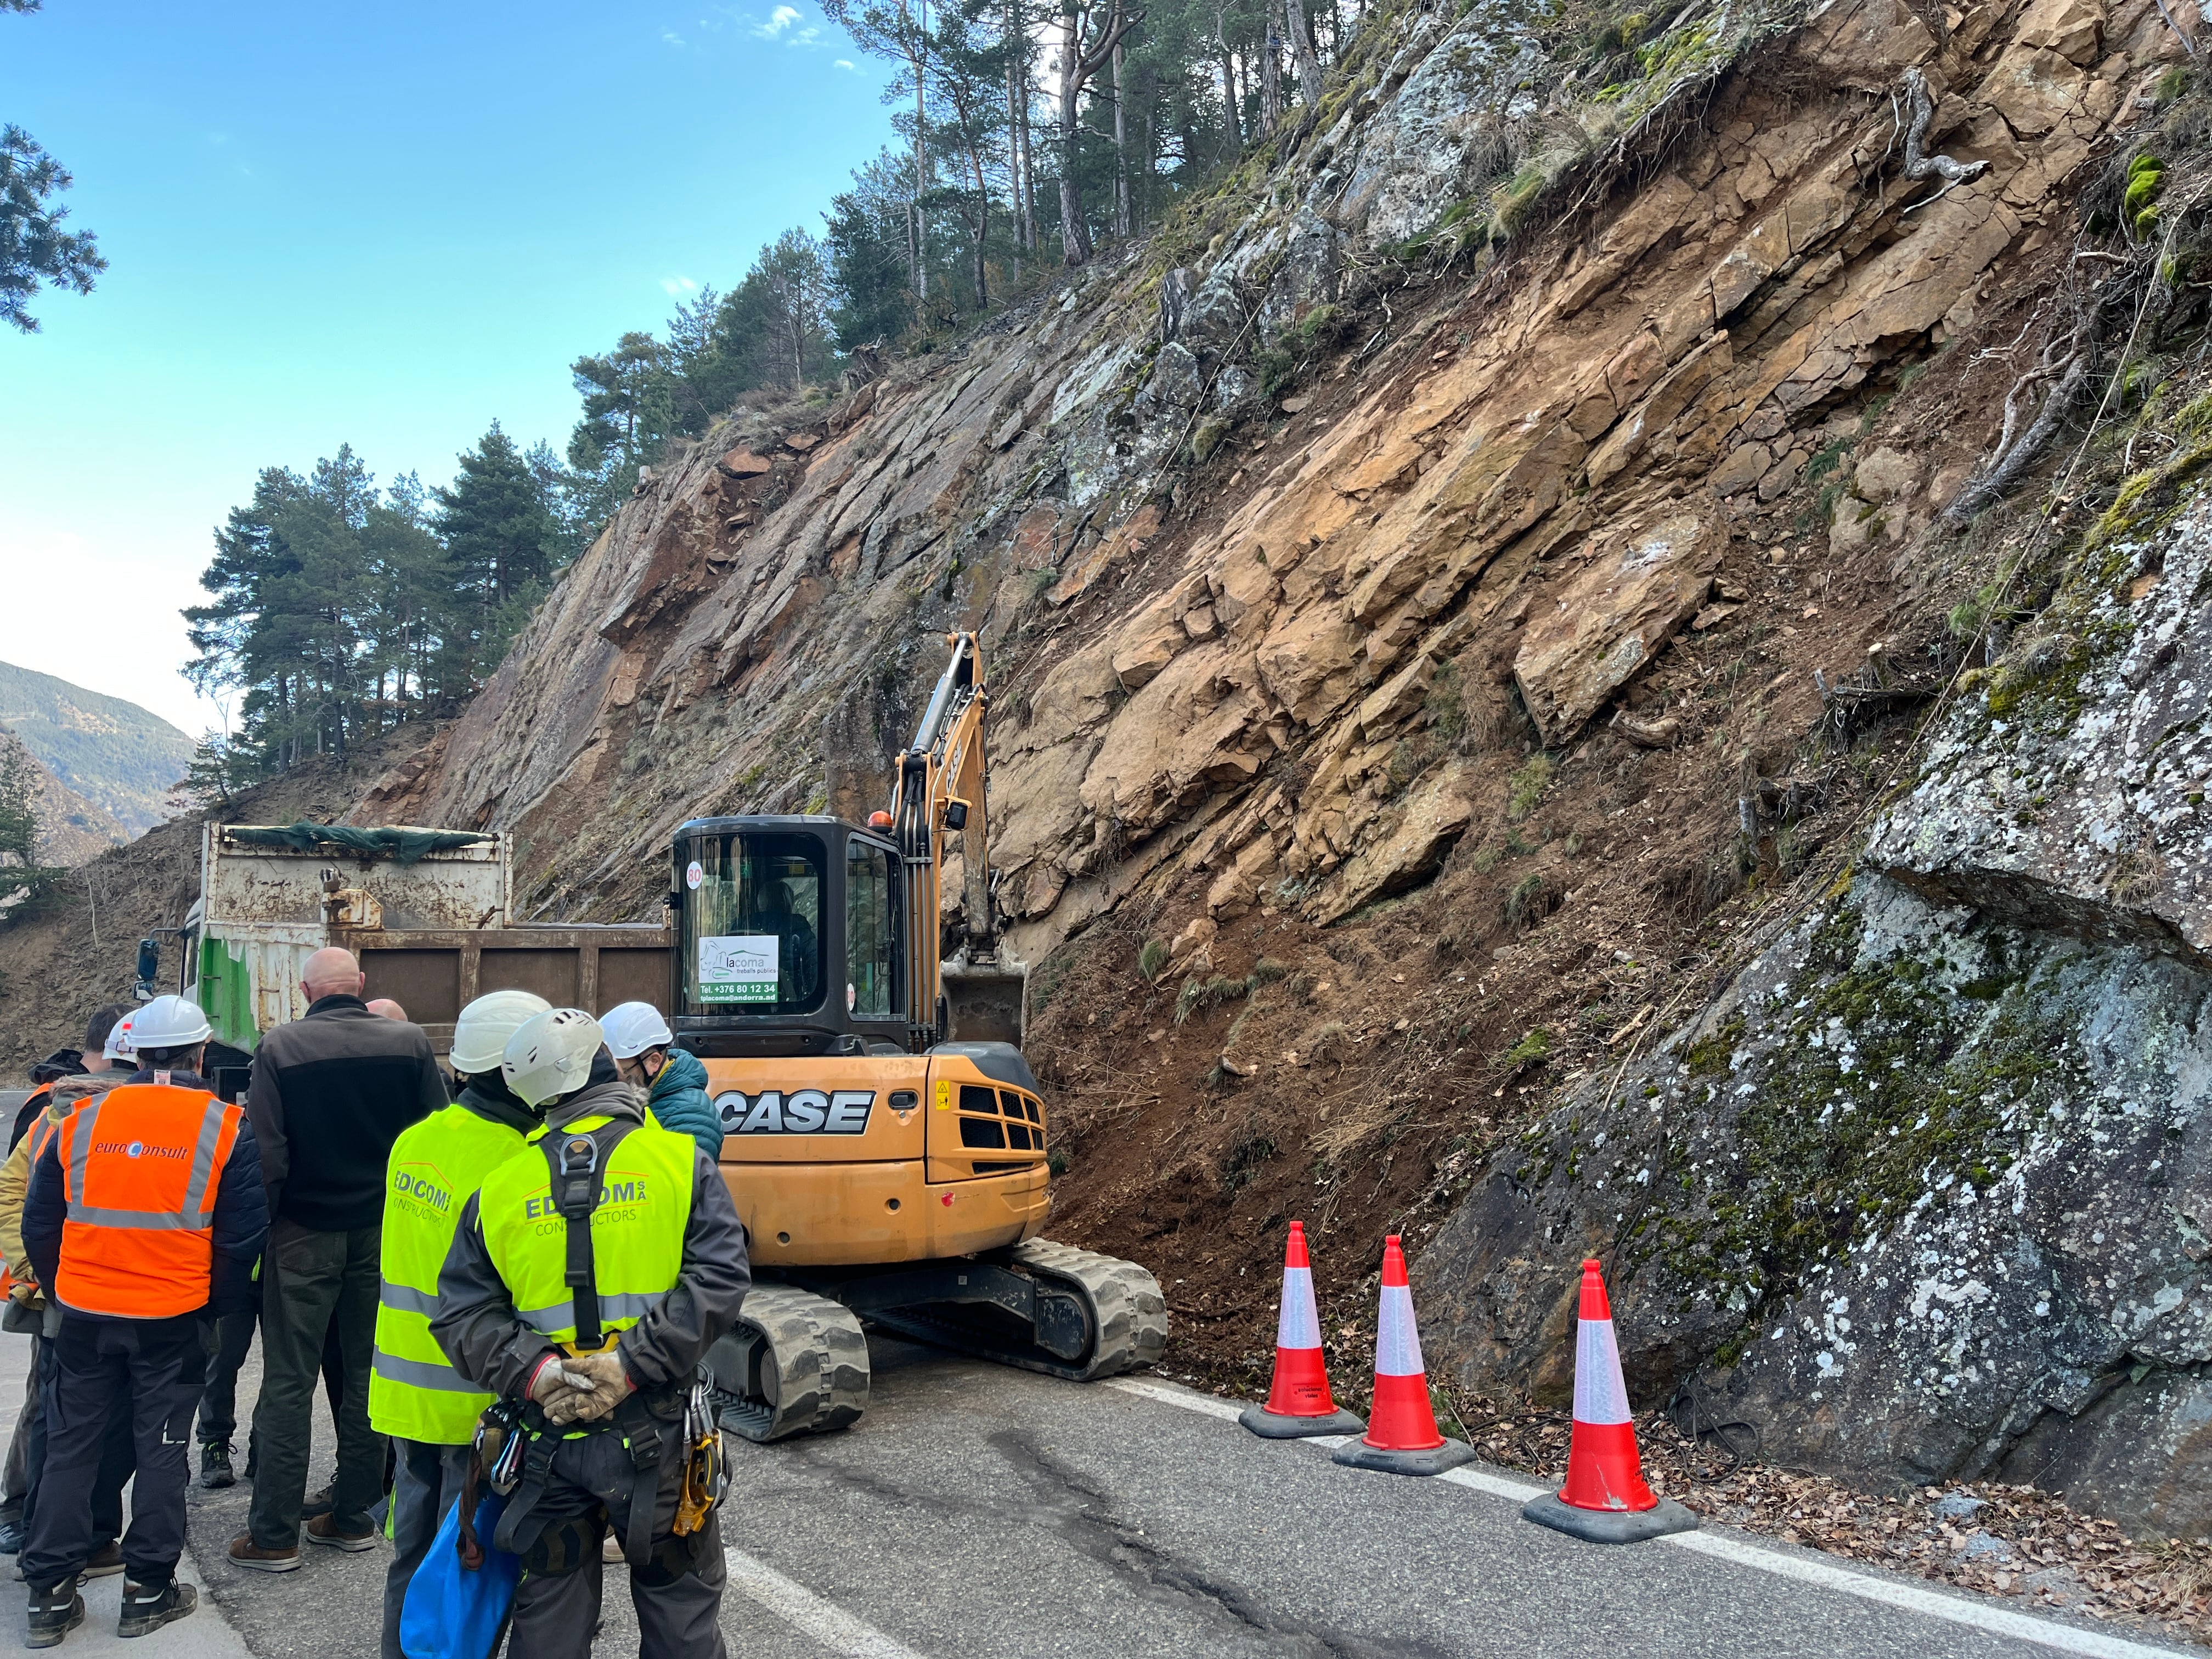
[672,816,905,1056]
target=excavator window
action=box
[682,832,825,1013]
[845,839,898,1018]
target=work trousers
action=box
[19,1312,207,1591]
[246,1219,385,1548]
[196,1300,258,1448]
[381,1438,471,1659]
[510,1423,727,1659]
[20,1331,130,1545]
[1,1336,36,1525]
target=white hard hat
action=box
[600,1001,673,1061]
[501,1008,603,1109]
[130,995,212,1051]
[103,1011,138,1062]
[450,989,553,1075]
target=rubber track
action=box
[868,1239,1169,1383]
[714,1283,871,1443]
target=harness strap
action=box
[489,1420,562,1559]
[541,1122,636,1350]
[613,1392,665,1567]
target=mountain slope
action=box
[0,661,194,838]
[1,727,128,865]
[351,0,2212,1538]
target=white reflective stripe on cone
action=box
[1573,1316,1632,1425]
[1277,1265,1322,1349]
[1375,1283,1425,1378]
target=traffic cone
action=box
[1331,1235,1473,1476]
[1239,1222,1365,1439]
[1522,1259,1697,1543]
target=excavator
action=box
[678,633,1168,1439]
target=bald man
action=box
[364,999,407,1021]
[231,949,445,1575]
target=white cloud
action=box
[833,57,857,69]
[662,29,686,46]
[753,5,800,36]
[660,276,701,296]
[787,24,820,44]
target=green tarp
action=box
[196,933,260,1051]
[228,822,492,867]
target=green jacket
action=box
[646,1047,723,1161]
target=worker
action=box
[370,989,549,1659]
[366,998,408,1020]
[231,945,445,1571]
[19,995,268,1647]
[0,1003,133,1557]
[601,1003,723,1162]
[431,1008,749,1659]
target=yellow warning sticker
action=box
[934,1080,951,1110]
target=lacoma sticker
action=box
[715,1088,875,1135]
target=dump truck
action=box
[174,822,670,1097]
[691,633,1168,1439]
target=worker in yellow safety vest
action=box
[369,989,549,1659]
[430,1009,749,1659]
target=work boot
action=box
[198,1442,235,1490]
[300,1483,334,1519]
[116,1579,195,1639]
[24,1578,83,1649]
[224,1535,300,1574]
[82,1543,122,1579]
[0,1517,24,1554]
[303,1514,376,1553]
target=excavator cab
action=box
[670,816,909,1059]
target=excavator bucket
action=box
[941,954,1028,1048]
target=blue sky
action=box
[0,1,891,737]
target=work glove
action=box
[527,1356,594,1424]
[557,1348,634,1424]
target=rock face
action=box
[353,0,2212,1533]
[1417,481,2212,1539]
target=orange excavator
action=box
[676,633,1166,1438]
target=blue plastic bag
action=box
[399,1490,520,1659]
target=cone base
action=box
[1521,1492,1700,1544]
[1239,1404,1366,1440]
[1330,1437,1475,1477]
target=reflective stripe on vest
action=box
[2,1107,66,1301]
[475,1114,695,1350]
[369,1101,529,1443]
[54,1085,241,1320]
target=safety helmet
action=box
[450,989,553,1075]
[128,995,212,1051]
[501,1008,603,1110]
[600,1001,674,1062]
[103,1011,138,1062]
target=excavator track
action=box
[862,1239,1169,1383]
[707,1283,871,1443]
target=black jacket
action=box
[248,994,446,1231]
[24,1069,269,1320]
[431,1080,751,1400]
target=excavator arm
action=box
[889,634,1022,1048]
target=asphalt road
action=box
[0,1327,2191,1658]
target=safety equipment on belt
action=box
[369,1101,531,1444]
[449,990,553,1076]
[599,1002,674,1062]
[126,995,213,1051]
[475,1115,695,1350]
[674,1378,725,1537]
[102,1012,137,1063]
[499,1009,603,1110]
[52,1083,244,1318]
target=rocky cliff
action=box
[353,0,2212,1535]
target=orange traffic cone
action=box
[1522,1259,1697,1543]
[1331,1235,1473,1476]
[1240,1222,1364,1439]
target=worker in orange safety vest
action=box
[17,996,268,1649]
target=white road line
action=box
[724,1546,927,1659]
[1108,1375,2194,1659]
